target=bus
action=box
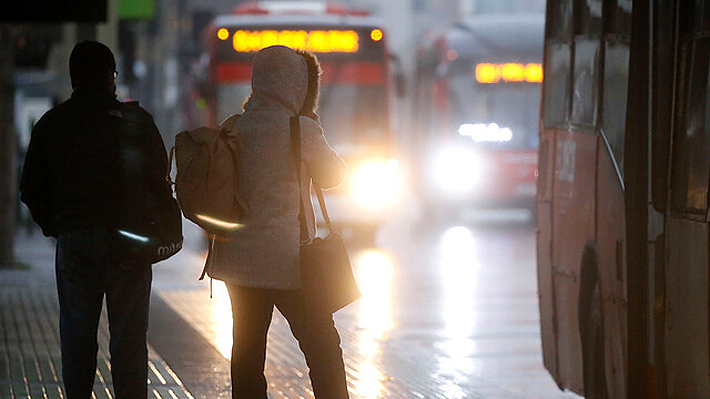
[201,1,404,240]
[537,0,710,398]
[412,13,544,221]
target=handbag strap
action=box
[290,116,334,240]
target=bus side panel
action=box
[536,127,557,380]
[550,130,597,393]
[665,218,710,399]
[595,146,627,399]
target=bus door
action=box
[662,1,710,396]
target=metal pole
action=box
[0,24,16,268]
[625,0,651,397]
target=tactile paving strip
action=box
[0,286,194,399]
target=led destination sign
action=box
[475,63,543,84]
[218,28,362,53]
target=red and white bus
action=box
[412,14,544,221]
[537,0,710,398]
[201,1,404,239]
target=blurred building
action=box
[12,0,547,150]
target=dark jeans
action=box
[227,284,349,399]
[56,228,152,399]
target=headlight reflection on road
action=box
[356,250,394,337]
[353,249,394,398]
[440,226,479,336]
[436,226,480,395]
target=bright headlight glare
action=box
[431,146,483,196]
[350,159,402,210]
[458,123,512,143]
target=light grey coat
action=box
[208,45,346,290]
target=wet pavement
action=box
[1,202,582,399]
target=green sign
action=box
[118,0,155,19]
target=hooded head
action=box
[69,40,116,95]
[243,45,322,117]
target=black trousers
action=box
[56,228,152,399]
[226,284,349,399]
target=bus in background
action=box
[412,13,544,222]
[537,0,710,397]
[200,1,405,241]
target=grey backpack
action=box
[173,115,248,233]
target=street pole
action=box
[0,24,16,268]
[625,0,651,397]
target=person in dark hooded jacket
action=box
[19,41,167,399]
[207,45,349,398]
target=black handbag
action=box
[117,179,183,264]
[291,116,361,313]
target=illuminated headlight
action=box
[458,123,512,143]
[430,146,484,197]
[350,159,402,210]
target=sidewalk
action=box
[0,230,195,399]
[2,220,581,399]
[0,224,418,399]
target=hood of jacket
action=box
[244,45,308,115]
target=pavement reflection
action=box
[152,208,582,398]
[352,249,394,397]
[355,249,394,336]
[210,282,233,358]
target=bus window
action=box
[670,38,710,213]
[601,40,629,175]
[575,0,603,35]
[542,43,571,128]
[449,73,541,149]
[546,0,573,40]
[570,39,600,127]
[318,84,388,149]
[599,0,632,177]
[605,0,632,35]
[568,0,602,128]
[474,0,546,14]
[651,0,677,211]
[684,0,710,33]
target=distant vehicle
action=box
[537,0,710,398]
[412,14,544,221]
[201,1,405,240]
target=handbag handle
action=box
[290,116,334,238]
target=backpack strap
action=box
[220,113,241,132]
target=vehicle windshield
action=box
[317,83,388,151]
[448,73,541,149]
[217,82,389,151]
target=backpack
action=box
[173,114,248,233]
[116,101,183,264]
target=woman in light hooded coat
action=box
[207,45,349,399]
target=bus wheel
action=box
[578,243,609,399]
